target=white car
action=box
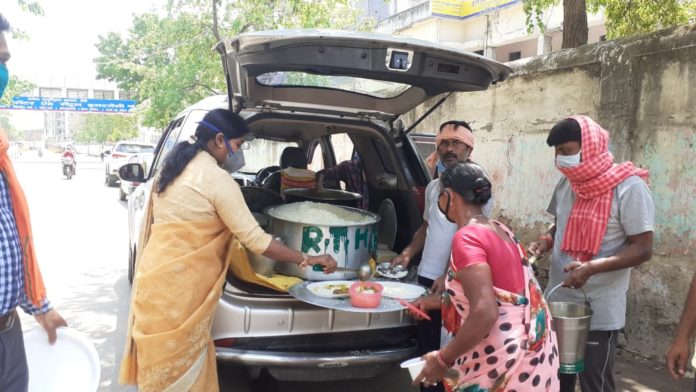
[122,29,511,383]
[104,142,155,187]
[118,152,154,201]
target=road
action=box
[14,152,417,392]
[13,152,691,392]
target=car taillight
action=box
[112,153,127,159]
[214,338,236,348]
[412,186,426,215]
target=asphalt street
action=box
[13,151,689,392]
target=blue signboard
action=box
[1,96,137,113]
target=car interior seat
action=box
[261,147,308,193]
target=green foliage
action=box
[10,0,44,39]
[94,0,374,128]
[602,0,694,39]
[523,0,694,38]
[0,115,22,141]
[0,76,36,140]
[16,0,44,15]
[71,113,139,143]
[0,77,35,107]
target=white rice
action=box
[271,201,373,225]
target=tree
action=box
[0,78,36,141]
[523,0,696,48]
[94,0,374,128]
[71,113,139,143]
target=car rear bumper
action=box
[216,345,418,381]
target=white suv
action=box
[121,29,511,383]
[104,141,154,187]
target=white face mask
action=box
[222,150,245,173]
[556,152,581,168]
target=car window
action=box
[244,139,298,174]
[256,72,412,99]
[308,143,324,172]
[408,133,436,168]
[331,134,355,163]
[153,116,186,172]
[115,143,154,154]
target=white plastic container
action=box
[400,357,425,381]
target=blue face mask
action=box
[0,64,9,99]
[436,160,447,175]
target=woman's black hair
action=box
[547,118,582,147]
[439,161,492,206]
[156,108,250,194]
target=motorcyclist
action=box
[62,147,76,174]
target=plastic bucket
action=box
[546,283,593,374]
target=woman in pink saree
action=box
[410,162,559,392]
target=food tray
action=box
[289,280,428,313]
[289,281,408,313]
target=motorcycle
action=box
[62,157,75,180]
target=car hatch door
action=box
[216,29,512,117]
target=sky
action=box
[3,0,166,129]
[4,0,165,83]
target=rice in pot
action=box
[271,201,373,226]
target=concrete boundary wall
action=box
[402,24,696,359]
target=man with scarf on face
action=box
[0,14,68,391]
[529,116,654,392]
[391,120,476,392]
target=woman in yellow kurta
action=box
[119,109,337,391]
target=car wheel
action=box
[119,187,127,201]
[105,168,110,185]
[217,363,252,391]
[128,246,136,284]
[107,175,118,187]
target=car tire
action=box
[217,363,252,392]
[105,168,110,185]
[107,175,118,187]
[119,187,127,201]
[128,246,136,284]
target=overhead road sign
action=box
[0,96,137,113]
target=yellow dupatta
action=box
[120,187,231,391]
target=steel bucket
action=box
[546,283,593,374]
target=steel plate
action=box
[289,281,409,313]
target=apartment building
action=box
[377,0,606,63]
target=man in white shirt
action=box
[391,120,476,392]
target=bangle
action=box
[298,252,310,268]
[436,350,454,369]
[539,234,553,249]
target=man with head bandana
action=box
[0,13,68,391]
[391,120,481,392]
[529,116,654,392]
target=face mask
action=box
[222,149,245,173]
[436,160,447,175]
[556,152,581,168]
[0,64,8,99]
[437,190,456,224]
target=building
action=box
[34,76,135,142]
[377,0,606,63]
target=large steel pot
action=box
[283,188,362,209]
[264,203,380,281]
